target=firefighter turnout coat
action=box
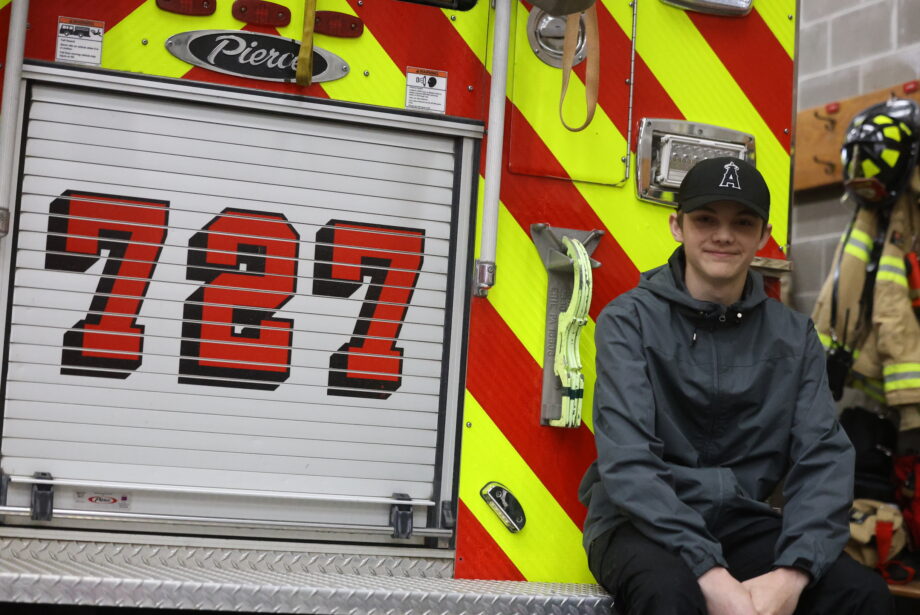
[812,189,920,431]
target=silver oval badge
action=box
[165,30,348,83]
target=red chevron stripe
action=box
[467,297,597,529]
[455,500,526,580]
[688,10,793,153]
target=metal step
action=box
[0,530,615,614]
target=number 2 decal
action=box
[43,195,425,397]
[314,220,425,399]
[179,209,299,390]
[44,191,169,378]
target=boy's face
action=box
[669,201,771,293]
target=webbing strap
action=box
[296,0,317,86]
[559,7,599,132]
[552,236,593,428]
[876,519,894,564]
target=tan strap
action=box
[296,0,318,86]
[559,6,599,132]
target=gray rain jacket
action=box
[578,247,854,582]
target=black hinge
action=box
[439,500,456,529]
[30,472,54,521]
[389,493,413,539]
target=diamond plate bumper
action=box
[0,534,616,614]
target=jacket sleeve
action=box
[775,321,855,582]
[593,302,728,578]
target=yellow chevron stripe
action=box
[103,0,241,78]
[607,0,791,249]
[298,0,405,107]
[479,176,597,432]
[0,1,11,12]
[508,3,627,185]
[444,3,489,67]
[460,391,595,583]
[754,1,796,59]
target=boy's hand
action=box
[741,567,809,615]
[698,566,759,615]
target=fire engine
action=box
[0,0,794,612]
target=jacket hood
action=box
[639,246,768,325]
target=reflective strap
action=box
[883,363,920,392]
[818,332,832,349]
[296,0,317,86]
[877,255,907,286]
[852,375,886,402]
[844,228,873,262]
[880,255,906,271]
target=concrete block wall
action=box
[791,0,920,316]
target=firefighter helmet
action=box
[841,98,920,208]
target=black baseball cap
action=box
[677,156,770,221]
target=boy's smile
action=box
[669,200,771,305]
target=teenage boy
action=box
[578,157,891,615]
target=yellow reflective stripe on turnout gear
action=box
[818,331,832,349]
[877,255,908,287]
[851,374,886,402]
[882,363,920,392]
[843,228,873,262]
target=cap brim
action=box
[679,194,769,221]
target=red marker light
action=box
[156,0,217,16]
[825,102,841,114]
[314,11,364,38]
[904,80,919,94]
[232,0,291,27]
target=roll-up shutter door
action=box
[0,80,477,542]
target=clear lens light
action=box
[659,0,753,16]
[657,136,748,187]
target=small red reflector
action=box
[904,80,919,94]
[232,0,291,27]
[825,102,841,114]
[314,11,364,38]
[156,0,217,16]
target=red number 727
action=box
[43,194,427,398]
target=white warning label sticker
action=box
[405,67,447,114]
[55,16,105,67]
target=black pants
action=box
[588,517,893,615]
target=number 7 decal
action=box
[313,220,425,399]
[45,190,170,378]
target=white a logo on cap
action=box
[719,161,742,190]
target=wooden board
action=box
[794,80,920,192]
[889,578,920,599]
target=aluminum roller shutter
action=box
[0,80,477,542]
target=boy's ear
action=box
[757,222,773,250]
[669,212,684,243]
